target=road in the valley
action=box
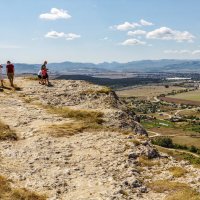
[148,130,200,158]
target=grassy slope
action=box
[168,90,200,101]
[117,86,185,98]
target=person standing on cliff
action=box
[0,64,4,87]
[41,60,49,85]
[6,61,15,87]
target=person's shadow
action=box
[1,86,22,91]
[1,86,12,90]
[14,86,22,91]
[47,82,54,87]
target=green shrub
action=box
[152,137,174,148]
[190,145,198,153]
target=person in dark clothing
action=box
[0,64,4,87]
[6,61,14,87]
[41,61,49,85]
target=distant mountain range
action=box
[4,59,200,74]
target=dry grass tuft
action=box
[165,188,200,200]
[0,121,17,140]
[49,121,103,137]
[168,166,188,178]
[0,175,46,200]
[147,180,190,193]
[23,97,33,104]
[42,105,135,137]
[129,139,141,146]
[49,122,87,137]
[80,87,111,95]
[138,156,160,167]
[44,106,105,137]
[121,130,134,135]
[137,135,148,140]
[119,189,129,196]
[148,180,200,200]
[45,106,104,124]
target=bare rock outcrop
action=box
[20,79,147,135]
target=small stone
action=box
[139,186,147,193]
[128,153,138,160]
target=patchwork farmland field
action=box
[168,90,200,101]
[159,97,200,106]
[143,117,200,153]
[119,83,200,159]
[161,90,200,106]
[177,109,200,117]
[172,136,200,149]
[116,85,185,99]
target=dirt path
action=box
[148,130,200,158]
[0,93,68,139]
[175,107,198,116]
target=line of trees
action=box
[152,137,200,154]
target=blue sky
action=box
[0,0,200,63]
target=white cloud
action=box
[45,31,65,38]
[111,22,141,31]
[140,19,153,26]
[179,50,191,54]
[45,31,81,40]
[121,38,146,46]
[128,30,147,36]
[102,37,108,40]
[192,50,200,55]
[111,19,154,31]
[164,49,200,55]
[40,8,71,20]
[147,27,195,42]
[66,33,81,40]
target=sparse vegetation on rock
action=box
[80,86,111,95]
[138,156,160,167]
[168,166,188,177]
[148,180,200,200]
[0,121,17,140]
[0,175,46,200]
[147,180,192,193]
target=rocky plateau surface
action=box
[0,78,199,200]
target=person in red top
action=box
[42,68,48,85]
[41,61,49,85]
[6,61,15,87]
